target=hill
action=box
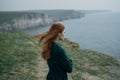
[0,10,84,30]
[0,12,53,30]
[0,31,38,80]
[0,31,120,80]
[28,9,84,20]
[78,10,112,14]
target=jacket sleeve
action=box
[57,46,73,73]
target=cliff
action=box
[0,31,120,80]
[0,12,53,30]
[0,10,84,31]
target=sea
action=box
[22,12,120,61]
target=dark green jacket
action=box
[46,43,73,80]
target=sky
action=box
[0,0,120,12]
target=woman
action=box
[39,22,73,80]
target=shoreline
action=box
[0,10,84,31]
[0,31,120,80]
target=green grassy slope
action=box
[0,10,82,25]
[31,10,81,17]
[0,12,27,24]
[0,31,120,80]
[0,31,38,80]
[59,39,120,80]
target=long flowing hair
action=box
[39,22,65,60]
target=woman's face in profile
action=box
[59,29,65,41]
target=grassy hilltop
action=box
[0,12,27,24]
[0,10,83,25]
[0,31,120,80]
[0,31,38,80]
[0,10,83,30]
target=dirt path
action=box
[36,54,48,80]
[29,40,73,80]
[36,55,73,80]
[29,41,48,80]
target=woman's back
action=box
[46,43,72,80]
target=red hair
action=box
[39,22,65,60]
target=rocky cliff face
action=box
[0,10,84,31]
[0,13,53,30]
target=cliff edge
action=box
[0,31,120,80]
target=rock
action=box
[0,13,53,30]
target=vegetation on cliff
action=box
[0,10,84,31]
[0,31,120,80]
[0,31,38,80]
[0,12,52,30]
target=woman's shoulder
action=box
[53,42,63,49]
[51,42,65,52]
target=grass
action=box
[0,31,39,80]
[0,12,27,24]
[33,34,120,80]
[58,38,120,80]
[0,31,120,80]
[0,10,82,25]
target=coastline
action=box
[0,10,84,31]
[0,31,120,80]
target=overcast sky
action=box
[0,0,120,12]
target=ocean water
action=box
[61,12,120,60]
[23,12,120,60]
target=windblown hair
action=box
[39,22,65,60]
